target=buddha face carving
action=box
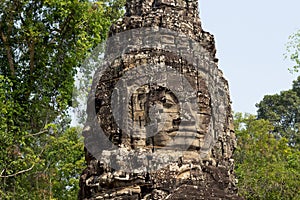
[129,83,211,152]
[95,56,212,154]
[81,27,227,174]
[130,84,181,149]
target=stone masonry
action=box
[79,0,242,199]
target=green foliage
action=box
[256,77,300,148]
[0,0,124,132]
[234,113,300,200]
[245,68,300,199]
[286,30,300,73]
[0,0,125,199]
[1,123,85,199]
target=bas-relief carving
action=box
[78,0,242,199]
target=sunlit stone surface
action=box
[79,0,242,199]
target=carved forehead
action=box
[133,85,179,103]
[97,50,210,96]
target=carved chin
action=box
[142,130,205,150]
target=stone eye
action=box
[163,99,175,108]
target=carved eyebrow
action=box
[165,92,179,104]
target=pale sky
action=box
[199,0,300,114]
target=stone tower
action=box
[79,0,241,199]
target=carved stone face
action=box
[130,84,181,149]
[95,54,212,153]
[130,85,212,152]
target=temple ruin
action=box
[79,0,241,199]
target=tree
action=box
[0,0,125,198]
[0,0,124,133]
[1,122,85,199]
[236,28,300,199]
[286,30,300,73]
[234,113,300,200]
[256,77,300,148]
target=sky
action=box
[198,0,300,114]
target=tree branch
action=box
[0,165,35,178]
[0,28,15,77]
[28,39,35,75]
[24,130,48,137]
[0,143,47,178]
